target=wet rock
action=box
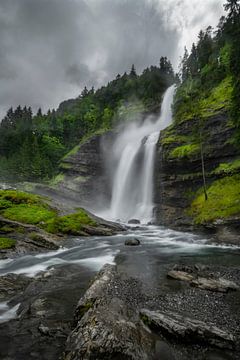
[0,274,31,301]
[128,219,141,224]
[167,266,239,293]
[191,277,239,293]
[65,264,154,360]
[140,309,235,350]
[125,238,141,246]
[167,270,194,282]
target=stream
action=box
[1,226,239,324]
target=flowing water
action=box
[0,226,239,323]
[102,85,176,223]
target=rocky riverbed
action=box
[0,225,239,359]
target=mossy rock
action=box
[189,175,240,224]
[0,237,16,249]
[0,225,14,234]
[169,143,200,159]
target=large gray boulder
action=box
[64,264,154,360]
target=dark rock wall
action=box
[154,111,240,230]
[58,131,115,211]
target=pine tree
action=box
[130,64,137,77]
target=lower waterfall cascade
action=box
[103,85,176,224]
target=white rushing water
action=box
[104,85,175,223]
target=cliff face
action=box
[154,111,240,241]
[56,131,114,211]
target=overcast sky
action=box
[0,0,225,118]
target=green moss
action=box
[48,173,65,186]
[189,175,240,224]
[169,143,200,159]
[0,189,98,236]
[174,77,233,123]
[0,190,56,225]
[59,162,72,170]
[76,301,94,319]
[0,225,14,233]
[212,159,240,175]
[3,204,56,225]
[0,237,16,249]
[62,144,81,160]
[140,314,152,326]
[199,76,232,118]
[161,135,190,146]
[44,209,96,235]
[0,190,43,206]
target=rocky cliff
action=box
[155,110,240,242]
[52,130,115,212]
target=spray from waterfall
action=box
[103,85,175,224]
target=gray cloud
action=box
[0,0,225,118]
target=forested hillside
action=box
[173,0,240,136]
[0,59,175,181]
[156,0,240,228]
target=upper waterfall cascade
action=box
[104,85,175,224]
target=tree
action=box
[130,64,137,77]
[224,0,240,20]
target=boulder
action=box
[191,277,239,293]
[167,270,194,282]
[125,238,141,246]
[64,264,154,360]
[140,309,235,350]
[167,267,239,293]
[128,219,141,224]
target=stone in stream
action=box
[125,238,141,246]
[167,270,194,282]
[128,219,141,224]
[140,309,235,350]
[191,277,239,293]
[167,265,239,293]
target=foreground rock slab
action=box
[64,264,153,360]
[140,309,235,350]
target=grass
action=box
[44,209,96,235]
[0,237,16,249]
[161,134,190,146]
[0,190,99,236]
[212,159,240,176]
[169,143,200,159]
[189,175,240,224]
[48,173,65,186]
[174,76,233,123]
[199,76,232,118]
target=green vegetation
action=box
[189,175,240,224]
[3,205,55,225]
[48,174,65,186]
[76,301,95,319]
[169,144,200,159]
[212,159,240,175]
[161,134,189,146]
[174,0,240,133]
[0,225,14,233]
[0,190,97,236]
[174,77,233,123]
[0,237,16,249]
[44,210,96,235]
[0,58,175,182]
[0,190,55,225]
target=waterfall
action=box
[104,85,175,224]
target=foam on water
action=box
[0,302,20,323]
